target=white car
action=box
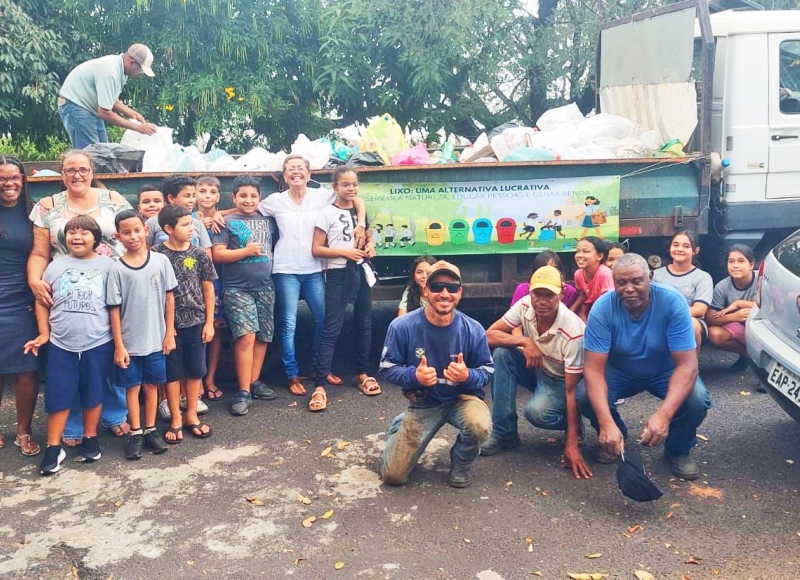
[747,230,800,424]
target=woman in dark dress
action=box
[0,156,40,456]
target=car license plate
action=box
[768,361,800,404]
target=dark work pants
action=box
[313,266,372,385]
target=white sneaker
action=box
[180,395,209,415]
[158,399,171,421]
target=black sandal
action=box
[184,422,213,439]
[165,426,183,444]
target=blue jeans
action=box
[576,365,711,456]
[273,272,326,380]
[59,100,107,148]
[489,347,572,440]
[63,380,129,440]
[381,397,492,485]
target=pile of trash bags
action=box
[113,105,680,175]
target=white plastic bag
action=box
[460,132,492,163]
[526,126,584,150]
[232,147,272,171]
[536,103,585,131]
[290,134,332,170]
[575,144,616,159]
[120,126,174,172]
[578,113,639,144]
[490,127,537,161]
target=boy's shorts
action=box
[45,340,114,413]
[116,351,167,388]
[722,321,746,344]
[222,283,275,342]
[166,324,207,382]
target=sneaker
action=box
[728,355,750,374]
[40,445,67,476]
[230,390,252,416]
[143,429,168,455]
[158,399,171,421]
[596,448,620,464]
[665,450,700,481]
[251,380,277,401]
[125,433,143,460]
[180,395,209,415]
[81,436,102,463]
[480,435,521,456]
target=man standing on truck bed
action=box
[58,44,158,148]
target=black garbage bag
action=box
[82,143,145,173]
[324,154,347,168]
[345,151,385,167]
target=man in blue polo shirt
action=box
[379,261,494,488]
[577,253,712,480]
[58,44,158,148]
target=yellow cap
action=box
[529,265,563,294]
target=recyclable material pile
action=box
[112,104,682,174]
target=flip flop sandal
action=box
[204,387,224,401]
[14,434,41,456]
[308,388,328,412]
[62,437,81,448]
[110,423,131,437]
[184,422,213,439]
[165,426,183,444]
[326,373,344,386]
[358,376,383,396]
[288,377,307,396]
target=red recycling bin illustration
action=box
[495,218,517,244]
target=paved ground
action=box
[1,302,799,580]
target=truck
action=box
[25,0,800,301]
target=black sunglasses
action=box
[427,281,461,293]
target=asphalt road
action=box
[1,301,799,580]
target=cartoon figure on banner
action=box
[541,209,566,239]
[372,224,383,251]
[384,223,396,249]
[399,223,414,247]
[578,196,606,240]
[519,212,539,240]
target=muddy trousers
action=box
[381,397,492,486]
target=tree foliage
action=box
[3,0,799,153]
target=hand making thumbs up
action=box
[415,355,438,387]
[443,352,469,383]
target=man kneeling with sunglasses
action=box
[379,261,494,488]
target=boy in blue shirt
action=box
[379,261,494,488]
[107,210,177,459]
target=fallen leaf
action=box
[321,509,335,520]
[114,500,122,507]
[685,556,702,565]
[634,571,654,580]
[295,493,312,505]
[665,512,674,519]
[628,524,643,534]
[293,558,305,565]
[585,553,602,559]
[525,537,533,544]
[320,446,333,458]
[670,502,681,508]
[463,537,471,544]
[334,562,344,570]
[740,390,751,396]
[245,496,265,506]
[546,437,557,443]
[302,516,316,528]
[696,434,709,442]
[688,483,724,500]
[337,440,351,451]
[712,569,721,575]
[304,439,312,445]
[541,491,548,497]
[378,415,386,421]
[71,566,79,578]
[533,573,543,578]
[567,574,607,580]
[505,480,513,488]
[187,560,194,566]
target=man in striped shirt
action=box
[482,266,593,480]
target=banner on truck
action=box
[361,175,620,256]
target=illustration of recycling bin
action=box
[496,217,517,244]
[424,220,445,246]
[448,219,469,246]
[538,228,555,241]
[471,218,493,245]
